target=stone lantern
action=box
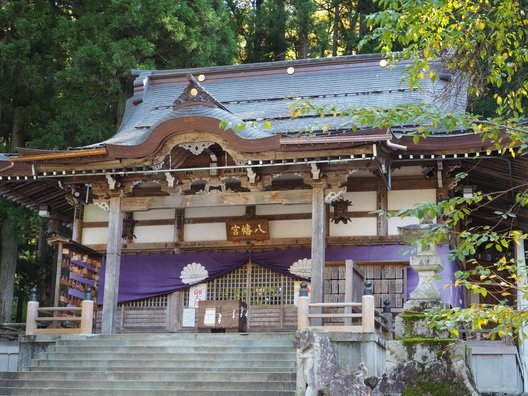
[398,223,444,310]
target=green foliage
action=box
[29,0,237,149]
[363,0,528,116]
[0,0,238,313]
[1,0,237,150]
[227,0,381,62]
[285,1,528,340]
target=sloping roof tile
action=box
[95,54,467,148]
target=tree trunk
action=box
[0,216,18,323]
[252,0,264,62]
[275,0,287,61]
[297,0,310,59]
[9,110,24,153]
[332,2,341,57]
[15,290,24,323]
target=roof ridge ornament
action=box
[173,74,231,113]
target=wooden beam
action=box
[120,189,314,211]
[101,196,123,334]
[84,235,402,253]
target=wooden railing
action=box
[25,289,94,335]
[297,282,393,336]
[298,294,376,333]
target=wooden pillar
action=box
[344,259,354,326]
[310,185,326,310]
[72,204,83,243]
[514,231,528,391]
[101,196,124,334]
[377,181,388,236]
[49,218,62,307]
[53,242,63,307]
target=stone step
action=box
[49,345,295,354]
[0,370,296,382]
[63,333,294,342]
[3,333,297,395]
[0,379,296,391]
[31,358,296,370]
[38,351,295,361]
[0,387,294,396]
[54,337,294,348]
[26,365,294,373]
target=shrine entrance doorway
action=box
[186,261,298,332]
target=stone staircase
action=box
[0,333,297,395]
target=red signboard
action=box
[226,219,269,241]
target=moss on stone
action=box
[400,338,458,362]
[401,337,456,344]
[402,379,468,396]
[400,311,427,319]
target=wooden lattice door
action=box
[203,262,297,331]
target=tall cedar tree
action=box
[0,0,237,321]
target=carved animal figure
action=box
[294,328,371,396]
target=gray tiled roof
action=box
[96,55,468,147]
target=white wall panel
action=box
[134,209,175,221]
[185,206,246,218]
[388,216,420,235]
[184,223,227,241]
[134,225,174,243]
[82,227,108,245]
[256,204,312,215]
[83,204,109,221]
[340,191,377,212]
[329,218,377,237]
[269,219,312,238]
[388,189,436,211]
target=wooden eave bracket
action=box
[372,143,393,190]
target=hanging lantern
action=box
[122,212,137,242]
[331,197,352,224]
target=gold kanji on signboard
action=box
[226,219,269,241]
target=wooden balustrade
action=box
[25,291,94,335]
[297,294,376,333]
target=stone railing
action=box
[297,282,391,334]
[25,288,94,335]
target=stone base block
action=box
[374,338,479,396]
[394,311,450,339]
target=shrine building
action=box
[0,54,524,334]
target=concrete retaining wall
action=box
[330,332,386,377]
[0,342,19,372]
[469,340,524,395]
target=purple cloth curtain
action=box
[99,251,249,304]
[98,244,463,307]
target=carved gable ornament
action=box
[173,74,230,112]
